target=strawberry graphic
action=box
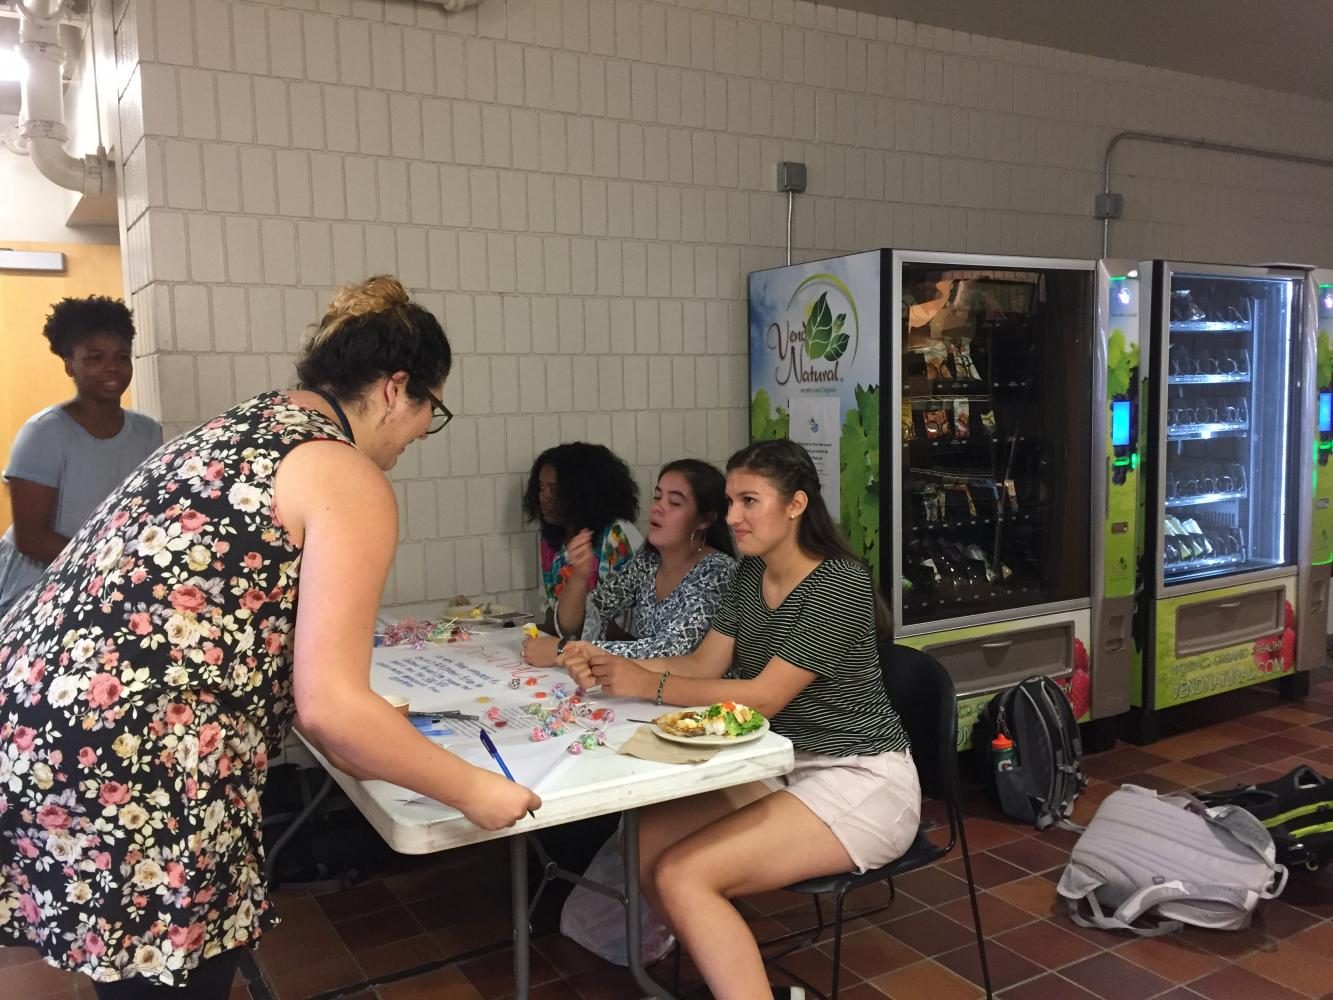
[1055,638,1092,719]
[1281,627,1296,672]
[1284,600,1295,630]
[1252,634,1283,673]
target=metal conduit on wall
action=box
[1099,130,1333,257]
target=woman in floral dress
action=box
[0,277,540,998]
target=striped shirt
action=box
[711,556,910,757]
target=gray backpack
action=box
[1057,784,1288,935]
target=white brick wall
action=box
[106,0,1333,613]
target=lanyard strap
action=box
[306,386,355,444]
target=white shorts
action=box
[765,750,921,873]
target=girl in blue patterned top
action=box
[522,460,736,666]
[523,442,642,628]
[564,440,917,1000]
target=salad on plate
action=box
[654,702,767,739]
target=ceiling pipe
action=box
[16,0,115,195]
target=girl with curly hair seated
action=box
[522,442,641,632]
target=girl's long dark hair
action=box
[655,459,736,558]
[522,442,639,547]
[726,439,891,638]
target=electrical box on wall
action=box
[1094,193,1124,220]
[776,162,807,193]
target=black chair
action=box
[765,643,993,1000]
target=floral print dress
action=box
[0,391,349,985]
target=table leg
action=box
[622,810,674,1000]
[510,832,530,1000]
[262,770,333,883]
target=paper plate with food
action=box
[442,596,533,626]
[651,702,769,746]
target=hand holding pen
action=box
[451,734,541,830]
[480,730,539,821]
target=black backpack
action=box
[973,675,1087,830]
[1197,765,1333,872]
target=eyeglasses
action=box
[425,389,453,434]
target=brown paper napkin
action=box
[617,725,721,764]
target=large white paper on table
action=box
[395,739,582,807]
[377,647,532,699]
[373,641,603,806]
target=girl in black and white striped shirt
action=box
[563,440,919,1000]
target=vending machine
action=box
[1312,272,1333,651]
[1130,262,1317,743]
[748,251,1141,746]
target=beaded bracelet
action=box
[655,670,671,706]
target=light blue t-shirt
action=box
[0,405,162,616]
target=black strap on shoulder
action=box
[305,386,355,444]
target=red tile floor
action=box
[6,671,1333,1000]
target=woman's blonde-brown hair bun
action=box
[297,274,451,403]
[327,275,411,321]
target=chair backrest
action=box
[880,640,959,804]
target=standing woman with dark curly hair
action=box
[522,442,642,630]
[0,297,162,617]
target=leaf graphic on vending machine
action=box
[805,293,834,359]
[823,313,849,361]
[750,388,789,441]
[1106,329,1138,399]
[841,412,868,553]
[840,385,882,582]
[1318,334,1333,390]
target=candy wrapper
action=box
[523,623,540,638]
[924,408,950,440]
[953,399,970,440]
[376,617,472,648]
[530,727,549,742]
[566,741,583,755]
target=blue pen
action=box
[480,730,536,819]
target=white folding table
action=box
[294,629,794,998]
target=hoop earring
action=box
[689,528,704,553]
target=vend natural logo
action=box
[765,272,861,385]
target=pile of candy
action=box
[375,617,473,649]
[523,682,615,753]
